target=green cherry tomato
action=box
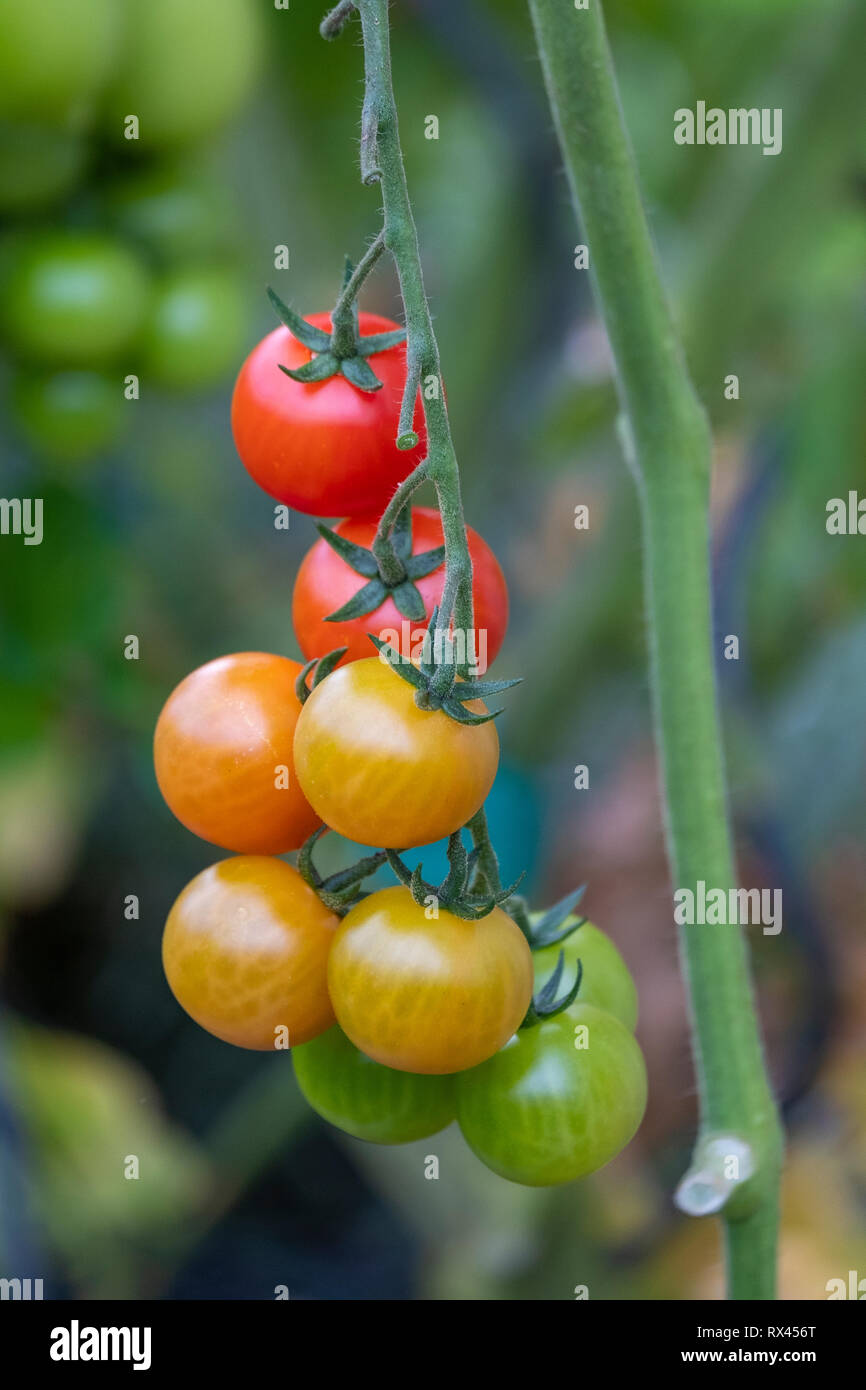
[1,232,150,367]
[0,123,87,214]
[456,1004,647,1187]
[293,1026,456,1145]
[138,267,246,390]
[102,163,239,265]
[0,0,120,123]
[532,916,638,1031]
[10,370,124,463]
[102,0,262,149]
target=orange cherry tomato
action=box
[154,651,320,854]
[327,886,533,1074]
[162,856,337,1050]
[292,656,499,848]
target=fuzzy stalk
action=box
[526,0,783,1299]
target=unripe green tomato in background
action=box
[0,123,88,214]
[1,232,150,367]
[138,267,246,390]
[0,0,121,124]
[532,916,638,1031]
[456,1004,648,1187]
[293,1026,456,1145]
[11,370,124,463]
[102,163,239,265]
[102,0,262,148]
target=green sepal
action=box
[355,327,407,356]
[529,886,588,950]
[453,675,523,699]
[296,826,386,917]
[385,839,523,921]
[385,849,413,888]
[316,523,380,578]
[520,953,583,1028]
[441,697,502,726]
[295,658,318,705]
[312,646,347,685]
[297,825,329,884]
[390,579,427,621]
[340,355,383,392]
[325,578,388,622]
[294,646,348,703]
[367,636,425,688]
[279,353,339,384]
[267,288,333,350]
[404,545,446,580]
[439,832,469,901]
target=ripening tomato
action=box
[231,314,426,517]
[456,1005,647,1186]
[292,507,509,668]
[327,887,533,1075]
[162,856,337,1050]
[533,917,638,1031]
[293,1026,456,1144]
[154,652,320,855]
[292,657,499,848]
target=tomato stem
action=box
[466,806,533,942]
[351,0,476,670]
[329,229,386,357]
[320,1,356,41]
[527,0,783,1299]
[370,459,428,586]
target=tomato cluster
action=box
[155,281,646,1187]
[0,0,260,464]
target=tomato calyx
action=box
[318,504,446,623]
[297,826,388,914]
[385,830,525,921]
[266,244,406,395]
[520,950,583,1029]
[527,885,588,950]
[370,613,520,725]
[295,645,348,704]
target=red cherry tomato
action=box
[292,507,509,668]
[231,312,426,517]
[154,652,320,855]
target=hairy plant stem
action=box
[329,229,386,357]
[370,458,429,585]
[526,0,783,1299]
[466,806,532,940]
[353,0,475,659]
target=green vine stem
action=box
[526,0,783,1299]
[325,0,476,661]
[329,229,386,357]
